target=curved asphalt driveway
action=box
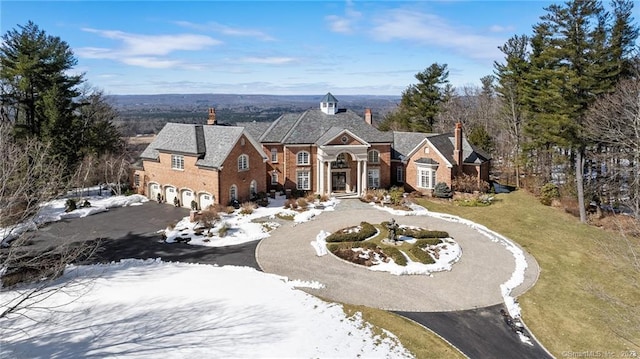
[256,199,540,312]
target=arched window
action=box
[368,150,380,164]
[271,171,278,185]
[297,151,310,165]
[230,185,238,201]
[237,154,249,171]
[249,180,257,196]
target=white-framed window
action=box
[171,154,184,170]
[368,150,380,164]
[297,151,310,165]
[396,166,404,183]
[250,180,257,196]
[230,185,238,201]
[297,170,310,190]
[134,174,140,187]
[271,148,278,163]
[417,167,437,190]
[367,168,380,188]
[238,154,249,171]
[271,172,278,185]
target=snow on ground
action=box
[369,201,529,320]
[164,195,339,247]
[0,186,148,244]
[0,259,412,359]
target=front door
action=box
[332,172,346,191]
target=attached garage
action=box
[181,189,195,209]
[165,186,178,206]
[199,193,215,210]
[149,183,161,202]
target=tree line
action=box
[1,21,129,244]
[380,0,639,223]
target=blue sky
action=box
[2,1,636,96]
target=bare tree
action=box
[585,77,640,217]
[0,121,65,245]
[0,121,99,322]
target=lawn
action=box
[415,191,640,354]
[341,303,466,359]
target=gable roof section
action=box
[392,131,433,160]
[140,123,266,169]
[259,108,393,144]
[140,123,206,159]
[316,127,370,146]
[236,121,272,142]
[259,113,303,143]
[426,133,491,166]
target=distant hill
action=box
[108,93,400,136]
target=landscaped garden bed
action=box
[323,221,461,275]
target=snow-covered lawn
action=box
[163,195,339,247]
[0,259,412,358]
[0,188,148,244]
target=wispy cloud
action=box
[77,28,221,69]
[173,20,275,41]
[325,0,362,34]
[239,57,297,65]
[489,25,515,33]
[369,9,505,61]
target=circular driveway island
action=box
[256,199,540,312]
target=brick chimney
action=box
[364,108,372,125]
[207,108,217,125]
[454,122,463,175]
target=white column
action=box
[362,160,368,192]
[357,160,362,194]
[326,161,332,194]
[318,159,324,194]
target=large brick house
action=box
[133,93,490,208]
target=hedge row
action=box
[414,238,443,248]
[325,222,377,242]
[382,246,407,266]
[399,228,449,239]
[327,241,379,252]
[408,246,435,264]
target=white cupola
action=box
[320,92,338,115]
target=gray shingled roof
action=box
[140,123,263,169]
[140,123,206,159]
[259,108,393,144]
[195,126,245,168]
[415,157,440,165]
[392,131,433,160]
[260,113,303,143]
[236,121,272,142]
[428,133,491,165]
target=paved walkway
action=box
[256,199,540,312]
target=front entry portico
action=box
[317,150,369,195]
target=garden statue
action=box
[387,218,399,242]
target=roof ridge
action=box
[281,110,309,143]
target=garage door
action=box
[149,183,161,202]
[199,193,214,210]
[181,190,195,209]
[165,186,177,206]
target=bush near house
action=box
[452,174,490,193]
[433,182,452,198]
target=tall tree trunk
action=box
[576,147,587,223]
